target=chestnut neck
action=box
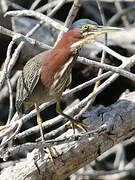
[40,28,83,87]
[54,28,83,54]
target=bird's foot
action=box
[37,146,58,168]
[46,146,58,164]
[67,119,90,134]
[33,147,57,174]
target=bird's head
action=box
[67,19,123,53]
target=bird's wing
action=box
[22,58,41,96]
[16,75,27,113]
[16,55,42,113]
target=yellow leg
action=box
[35,103,57,163]
[56,100,89,134]
[35,103,45,142]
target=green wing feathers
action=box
[16,57,41,114]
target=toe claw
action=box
[66,120,90,133]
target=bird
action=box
[16,19,122,154]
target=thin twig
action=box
[76,168,135,177]
[0,0,8,12]
[5,10,68,32]
[30,0,42,10]
[8,1,25,10]
[76,53,135,118]
[6,75,14,124]
[107,4,135,26]
[0,40,15,89]
[115,0,130,27]
[36,0,74,13]
[55,0,81,44]
[0,120,22,149]
[0,26,51,50]
[48,0,66,17]
[0,71,21,102]
[93,41,127,62]
[78,56,135,81]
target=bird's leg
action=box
[35,103,45,142]
[56,100,89,134]
[34,103,57,163]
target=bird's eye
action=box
[82,24,89,30]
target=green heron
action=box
[16,19,121,149]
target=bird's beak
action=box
[89,25,124,37]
